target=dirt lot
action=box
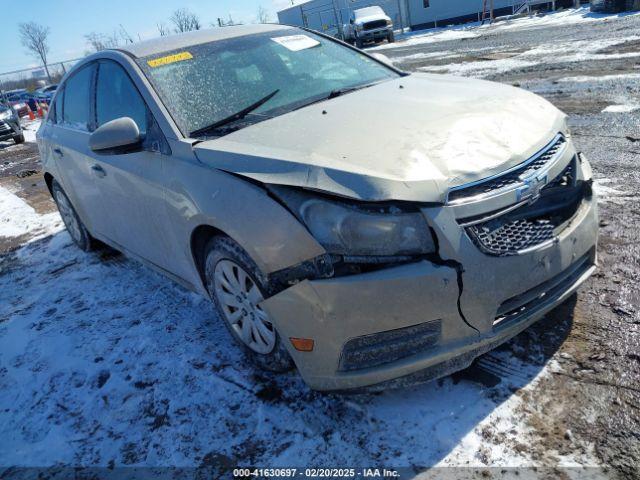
[376,10,640,476]
[0,8,638,479]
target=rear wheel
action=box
[51,180,92,251]
[13,134,25,144]
[204,236,293,373]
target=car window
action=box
[96,61,147,134]
[62,64,94,131]
[49,90,63,124]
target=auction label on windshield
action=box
[272,35,320,51]
[147,51,193,68]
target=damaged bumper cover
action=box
[260,147,598,392]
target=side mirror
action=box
[370,53,394,67]
[89,117,141,154]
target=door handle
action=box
[53,148,64,158]
[91,164,106,178]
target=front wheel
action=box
[51,180,93,251]
[13,134,25,144]
[204,236,293,373]
[388,31,395,43]
[356,37,364,49]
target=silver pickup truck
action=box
[343,6,395,48]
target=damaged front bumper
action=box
[261,145,598,392]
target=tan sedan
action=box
[37,25,598,391]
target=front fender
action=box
[162,155,326,290]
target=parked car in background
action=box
[343,6,394,48]
[38,25,598,392]
[34,84,58,103]
[6,90,35,116]
[0,102,24,144]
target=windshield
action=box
[137,29,399,137]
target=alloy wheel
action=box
[213,259,276,354]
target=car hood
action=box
[355,14,391,24]
[194,73,566,203]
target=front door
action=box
[89,59,173,272]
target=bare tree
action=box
[84,31,122,53]
[256,5,271,24]
[170,8,202,33]
[119,25,134,44]
[18,22,52,82]
[157,22,171,36]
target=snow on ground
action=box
[0,186,61,239]
[416,35,640,78]
[558,73,640,83]
[0,187,595,469]
[21,119,41,143]
[372,6,640,52]
[593,178,631,204]
[602,104,640,113]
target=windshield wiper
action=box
[190,89,280,137]
[292,82,379,112]
[326,85,363,99]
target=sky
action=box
[0,0,307,73]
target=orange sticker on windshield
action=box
[147,51,193,68]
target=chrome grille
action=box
[465,157,586,256]
[448,135,567,204]
[0,121,11,133]
[468,218,555,255]
[363,20,388,30]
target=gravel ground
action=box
[378,9,640,477]
[0,8,639,479]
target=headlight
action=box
[356,24,363,31]
[386,19,392,26]
[270,186,435,257]
[0,110,11,120]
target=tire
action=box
[388,31,395,43]
[356,37,364,49]
[204,236,293,373]
[51,180,93,251]
[13,134,25,144]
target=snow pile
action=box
[0,186,61,240]
[0,189,597,468]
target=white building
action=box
[277,0,568,36]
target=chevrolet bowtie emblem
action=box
[516,174,548,203]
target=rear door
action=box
[90,59,173,270]
[49,63,108,234]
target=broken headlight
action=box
[269,186,435,256]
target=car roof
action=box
[117,24,294,59]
